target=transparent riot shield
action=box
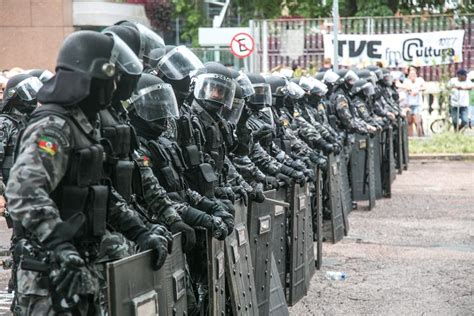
[107,234,187,316]
[225,200,258,315]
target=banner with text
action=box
[323,30,465,67]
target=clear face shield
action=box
[134,23,165,61]
[128,83,179,121]
[322,70,340,84]
[344,70,359,86]
[193,73,236,109]
[38,70,54,83]
[156,46,204,80]
[282,81,305,99]
[383,74,393,86]
[248,83,272,106]
[6,77,43,102]
[362,82,375,96]
[222,97,245,125]
[106,32,143,76]
[299,76,316,92]
[236,72,255,98]
[312,79,328,96]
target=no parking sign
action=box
[230,32,255,59]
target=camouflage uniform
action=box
[6,105,159,315]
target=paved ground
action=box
[0,160,471,315]
[290,160,474,315]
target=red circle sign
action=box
[230,33,255,59]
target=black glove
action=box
[215,186,236,203]
[252,124,273,141]
[169,221,196,253]
[295,171,306,186]
[208,216,228,240]
[50,242,95,299]
[137,233,170,270]
[211,205,235,236]
[251,183,266,203]
[276,173,291,187]
[289,159,306,171]
[264,176,280,190]
[232,186,249,206]
[333,143,341,155]
[304,168,316,182]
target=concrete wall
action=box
[0,0,74,72]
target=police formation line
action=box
[0,21,409,315]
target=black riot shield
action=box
[107,234,187,316]
[402,117,409,170]
[374,132,383,199]
[323,153,345,243]
[248,195,274,315]
[395,117,404,174]
[225,200,258,315]
[350,134,376,210]
[338,153,350,235]
[304,184,316,290]
[314,167,323,270]
[271,188,289,290]
[287,183,313,306]
[269,254,289,316]
[382,127,396,197]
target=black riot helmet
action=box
[102,25,141,57]
[155,45,203,104]
[300,76,328,105]
[128,73,179,137]
[264,75,286,108]
[246,73,272,111]
[101,30,144,102]
[230,69,255,101]
[28,69,54,83]
[37,30,139,114]
[315,71,325,81]
[116,21,165,69]
[2,73,42,114]
[191,62,236,113]
[381,69,393,86]
[367,65,383,82]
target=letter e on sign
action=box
[230,33,255,59]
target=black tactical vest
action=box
[29,104,108,245]
[0,114,23,183]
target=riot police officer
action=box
[6,31,171,315]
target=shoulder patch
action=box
[38,135,59,156]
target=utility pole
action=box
[332,0,339,71]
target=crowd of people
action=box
[1,21,410,315]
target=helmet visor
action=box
[157,46,204,80]
[236,72,255,98]
[322,70,339,84]
[383,73,393,86]
[39,70,54,83]
[362,82,375,96]
[129,83,179,121]
[135,23,165,60]
[8,77,43,102]
[344,70,359,85]
[194,73,236,109]
[248,83,272,106]
[283,81,305,99]
[107,32,143,76]
[312,79,328,96]
[222,97,245,125]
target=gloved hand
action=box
[250,183,266,203]
[232,186,249,206]
[321,143,335,154]
[276,173,291,187]
[215,186,236,203]
[169,221,196,253]
[294,171,306,186]
[208,216,228,240]
[333,143,341,155]
[289,159,306,171]
[211,204,235,236]
[252,124,273,141]
[264,176,280,190]
[304,168,316,182]
[51,242,95,299]
[137,233,170,270]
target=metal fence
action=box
[248,14,474,81]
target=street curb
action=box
[409,153,474,161]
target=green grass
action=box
[409,132,474,154]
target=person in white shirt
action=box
[402,67,425,136]
[448,69,473,131]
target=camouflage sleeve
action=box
[249,142,282,176]
[5,115,71,242]
[0,181,5,195]
[231,154,266,184]
[132,149,182,226]
[335,96,368,134]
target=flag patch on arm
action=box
[38,136,58,156]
